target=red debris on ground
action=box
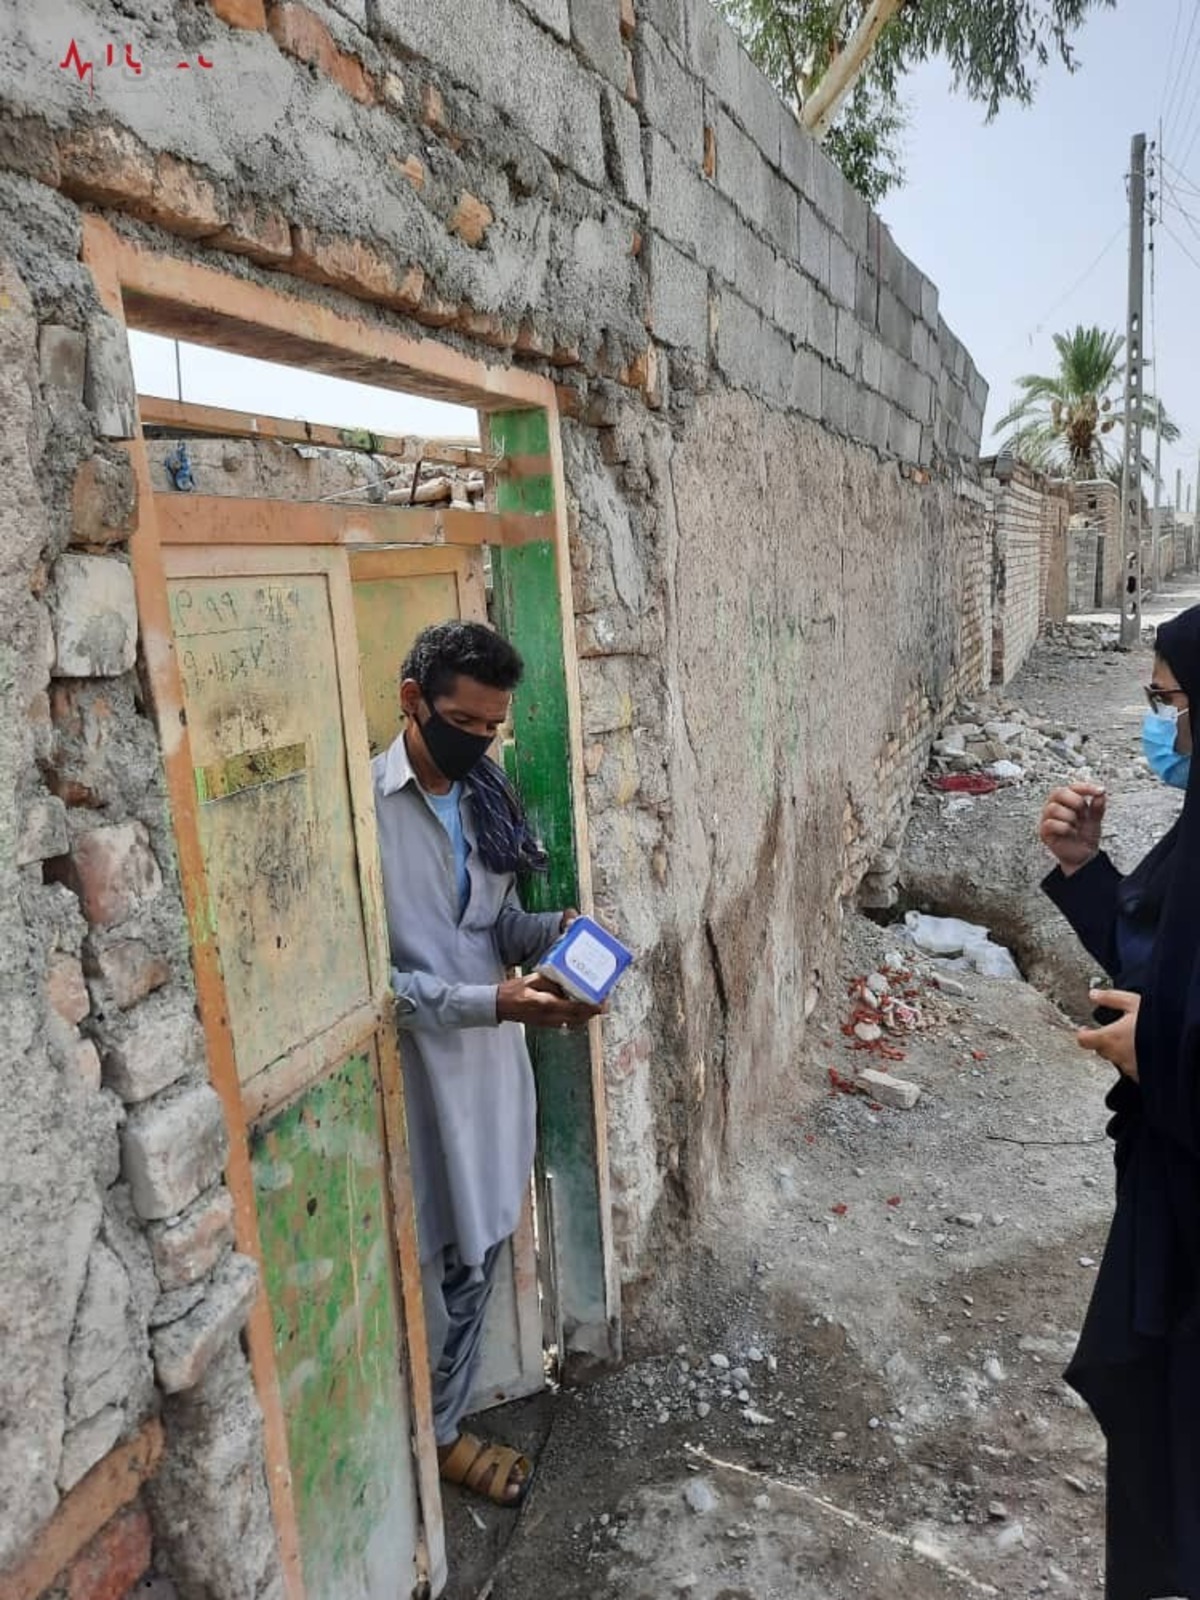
[841,1003,909,1062]
[929,772,999,795]
[886,1195,902,1208]
[830,1203,849,1217]
[828,1066,860,1096]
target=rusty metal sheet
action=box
[168,574,372,1085]
[251,1049,421,1600]
[194,741,307,802]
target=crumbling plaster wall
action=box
[0,0,987,1587]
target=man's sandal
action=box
[438,1433,532,1507]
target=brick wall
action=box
[981,458,1060,683]
[985,465,1042,683]
[0,0,991,1584]
[1040,481,1070,626]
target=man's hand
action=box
[1077,989,1140,1081]
[1039,782,1107,876]
[497,973,603,1029]
[559,908,580,934]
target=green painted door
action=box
[251,1053,420,1599]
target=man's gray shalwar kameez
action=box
[372,733,560,1443]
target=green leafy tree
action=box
[994,324,1179,480]
[718,0,1114,202]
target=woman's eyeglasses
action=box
[1145,685,1190,714]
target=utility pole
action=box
[1150,406,1163,594]
[1118,133,1146,648]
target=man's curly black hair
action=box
[401,620,524,703]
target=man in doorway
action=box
[372,619,602,1506]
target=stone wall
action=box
[0,0,988,1589]
[0,230,275,1598]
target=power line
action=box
[1168,20,1200,172]
[1161,153,1200,198]
[1161,0,1186,119]
[998,224,1125,363]
[1163,2,1200,149]
[1161,178,1200,242]
[1160,216,1200,276]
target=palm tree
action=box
[994,325,1178,481]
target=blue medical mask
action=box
[1142,706,1192,790]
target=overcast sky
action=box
[129,330,479,443]
[882,0,1200,505]
[132,0,1200,501]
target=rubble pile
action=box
[930,702,1094,786]
[589,1341,785,1452]
[832,951,957,1113]
[382,460,486,508]
[929,622,1158,794]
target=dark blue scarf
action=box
[464,755,548,877]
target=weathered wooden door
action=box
[162,542,442,1600]
[349,545,546,1412]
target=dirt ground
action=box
[438,578,1199,1600]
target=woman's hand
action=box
[1077,989,1140,1081]
[1038,782,1107,876]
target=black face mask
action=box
[419,703,492,783]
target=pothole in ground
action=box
[871,872,1102,1027]
[864,891,1034,982]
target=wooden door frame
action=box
[81,216,618,1598]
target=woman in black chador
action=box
[1043,604,1200,1598]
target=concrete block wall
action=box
[1070,480,1122,607]
[1152,519,1178,584]
[0,0,990,1585]
[1175,519,1198,574]
[1068,524,1100,614]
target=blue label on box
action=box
[537,914,633,1006]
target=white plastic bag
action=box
[965,936,1022,981]
[904,911,1022,980]
[904,911,989,958]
